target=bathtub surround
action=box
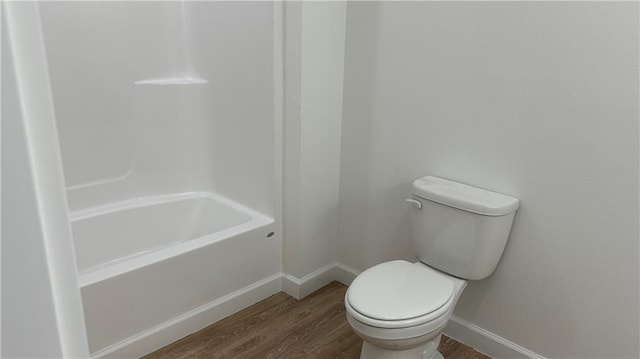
[33,2,283,357]
[39,1,278,215]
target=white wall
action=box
[338,2,638,358]
[283,2,346,280]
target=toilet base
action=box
[359,335,442,359]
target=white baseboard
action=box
[444,315,546,359]
[282,262,336,299]
[333,262,360,286]
[92,273,283,359]
[282,261,362,299]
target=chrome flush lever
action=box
[405,198,423,210]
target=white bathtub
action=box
[70,192,280,356]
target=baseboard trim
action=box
[333,262,360,286]
[282,261,363,299]
[282,262,336,299]
[92,273,283,358]
[444,315,546,359]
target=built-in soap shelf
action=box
[135,77,208,86]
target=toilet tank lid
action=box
[412,176,519,216]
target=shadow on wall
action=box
[381,182,415,263]
[337,1,380,271]
[453,204,578,352]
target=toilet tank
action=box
[410,176,519,280]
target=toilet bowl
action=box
[345,260,466,359]
[345,176,519,359]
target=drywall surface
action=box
[339,2,639,358]
[38,2,277,216]
[283,2,346,279]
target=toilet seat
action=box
[346,301,451,342]
[346,295,452,330]
[345,260,456,329]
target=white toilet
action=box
[345,176,519,359]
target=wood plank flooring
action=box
[144,282,490,359]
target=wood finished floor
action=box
[144,282,490,359]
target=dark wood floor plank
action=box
[144,281,490,359]
[260,301,348,358]
[211,283,346,359]
[148,293,296,359]
[439,335,491,359]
